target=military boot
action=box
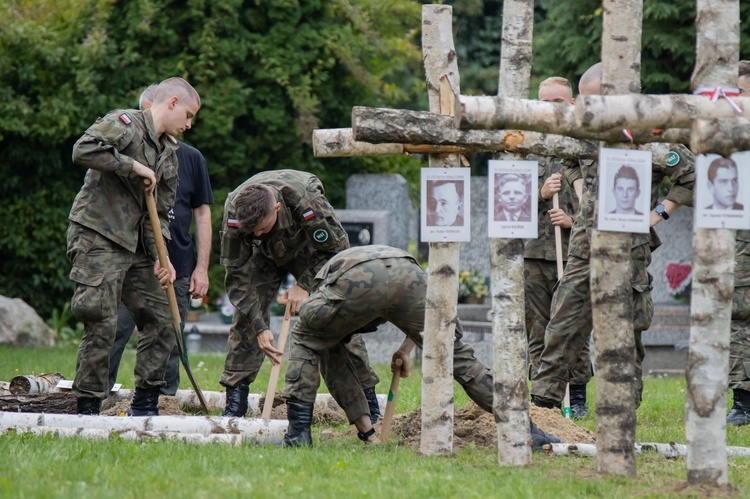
[283,399,314,447]
[363,387,382,424]
[530,419,561,451]
[77,397,101,415]
[222,382,249,417]
[569,384,589,419]
[727,388,750,426]
[531,396,559,410]
[126,387,160,416]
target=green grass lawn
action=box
[1,345,749,498]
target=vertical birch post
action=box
[590,0,641,476]
[685,0,739,486]
[420,4,461,456]
[491,0,533,466]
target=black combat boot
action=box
[531,396,559,410]
[77,397,101,415]
[222,382,249,417]
[530,419,561,451]
[363,387,382,424]
[727,388,750,426]
[126,387,160,416]
[283,399,314,447]
[569,384,589,419]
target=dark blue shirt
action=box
[167,141,214,278]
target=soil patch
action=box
[100,395,187,416]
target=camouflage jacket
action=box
[568,144,696,260]
[312,245,416,290]
[69,108,178,259]
[524,156,579,261]
[220,170,349,333]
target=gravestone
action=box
[458,176,490,277]
[345,174,416,250]
[335,210,391,247]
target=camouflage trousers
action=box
[524,258,591,384]
[730,285,750,391]
[220,249,379,391]
[530,249,652,407]
[281,256,492,423]
[66,223,175,400]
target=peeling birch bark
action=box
[0,393,76,413]
[352,107,599,158]
[491,0,534,467]
[685,0,739,487]
[457,96,690,144]
[589,0,643,478]
[312,128,476,157]
[9,373,64,395]
[690,118,750,157]
[575,94,750,131]
[0,412,287,445]
[420,4,460,457]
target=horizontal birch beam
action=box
[690,118,750,156]
[0,412,288,444]
[312,128,474,157]
[104,389,386,415]
[0,425,250,446]
[545,442,750,459]
[457,97,689,144]
[575,94,750,131]
[352,106,599,159]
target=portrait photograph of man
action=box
[706,157,743,211]
[597,147,652,234]
[427,179,465,227]
[696,152,750,230]
[488,160,537,239]
[421,167,471,242]
[494,173,532,222]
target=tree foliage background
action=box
[2,0,750,318]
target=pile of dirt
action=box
[100,395,187,416]
[253,397,347,425]
[390,401,595,449]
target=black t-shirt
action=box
[167,141,214,278]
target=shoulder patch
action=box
[303,209,315,221]
[119,113,132,125]
[667,151,680,167]
[313,229,329,243]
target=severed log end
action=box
[691,118,750,157]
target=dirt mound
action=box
[100,395,187,416]
[390,401,595,449]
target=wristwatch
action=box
[655,203,670,220]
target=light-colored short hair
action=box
[138,84,158,110]
[739,60,750,79]
[153,77,201,107]
[539,76,571,92]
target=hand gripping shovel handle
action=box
[380,358,403,442]
[261,301,292,419]
[143,180,209,414]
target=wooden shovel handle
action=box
[261,301,292,419]
[380,358,403,442]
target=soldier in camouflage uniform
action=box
[219,170,381,420]
[67,77,201,416]
[727,65,750,425]
[274,245,560,449]
[525,77,592,419]
[729,231,750,425]
[530,63,696,409]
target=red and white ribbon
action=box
[622,128,634,142]
[694,86,743,113]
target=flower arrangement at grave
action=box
[665,262,692,303]
[458,269,489,304]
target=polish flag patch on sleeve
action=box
[119,113,132,125]
[302,209,315,221]
[227,218,238,228]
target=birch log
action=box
[352,107,599,158]
[575,94,750,131]
[0,426,251,446]
[589,0,642,477]
[690,118,750,156]
[0,392,77,413]
[491,0,533,467]
[685,0,739,487]
[420,4,460,456]
[545,443,750,459]
[0,412,287,445]
[457,96,690,144]
[9,373,64,395]
[312,128,472,157]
